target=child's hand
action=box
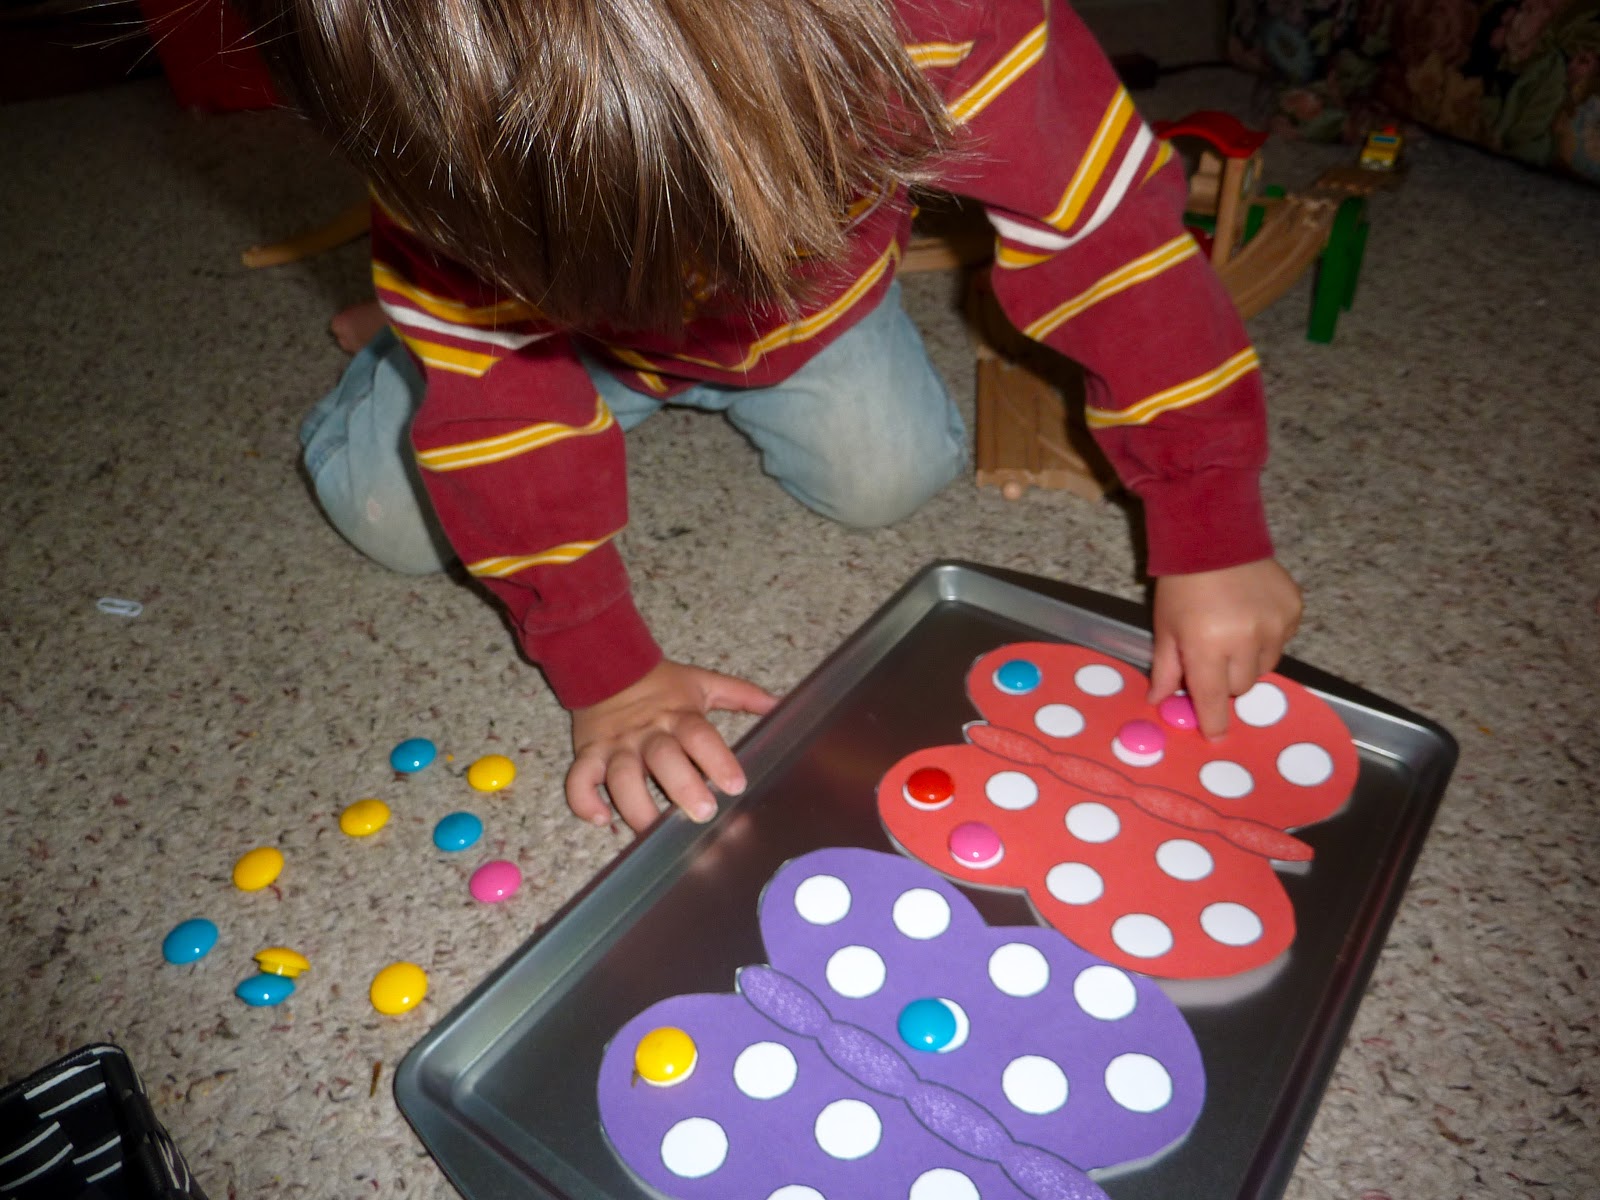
[567,660,779,833]
[1148,559,1303,740]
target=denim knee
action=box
[799,433,967,528]
[300,329,454,575]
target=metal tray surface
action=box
[395,561,1457,1200]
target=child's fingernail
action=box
[590,814,610,827]
[725,776,747,796]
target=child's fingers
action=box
[1183,655,1234,740]
[605,751,660,833]
[699,671,780,717]
[1258,628,1290,677]
[1226,646,1263,699]
[565,753,614,826]
[643,732,719,823]
[1146,636,1185,704]
[674,717,748,799]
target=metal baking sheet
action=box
[395,560,1457,1200]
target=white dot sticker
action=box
[1072,964,1137,1021]
[660,1117,728,1178]
[1201,901,1264,946]
[766,1188,825,1200]
[1234,682,1289,727]
[1111,913,1174,959]
[892,888,952,940]
[733,1042,798,1100]
[936,999,971,1052]
[988,942,1050,997]
[1198,760,1254,800]
[825,945,886,998]
[909,1167,980,1200]
[1105,1053,1174,1113]
[1155,839,1214,881]
[793,875,851,925]
[1045,862,1104,906]
[985,770,1039,811]
[1002,1055,1069,1115]
[814,1099,881,1159]
[1112,737,1163,768]
[1065,802,1121,843]
[1074,664,1125,696]
[1278,742,1335,787]
[1034,703,1086,739]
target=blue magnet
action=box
[433,811,484,852]
[898,997,958,1052]
[994,659,1042,695]
[162,918,219,964]
[390,737,437,773]
[235,972,296,1007]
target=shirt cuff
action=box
[1138,467,1275,577]
[523,592,664,710]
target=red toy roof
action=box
[1151,110,1269,157]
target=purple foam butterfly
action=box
[597,848,1205,1200]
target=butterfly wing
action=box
[965,643,1358,832]
[879,743,1297,979]
[759,848,1206,1173]
[877,641,1360,980]
[597,988,1042,1200]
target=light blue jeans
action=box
[300,282,966,574]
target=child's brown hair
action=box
[239,0,956,331]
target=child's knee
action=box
[811,441,965,529]
[300,332,450,574]
[306,441,453,574]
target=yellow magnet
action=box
[232,846,284,892]
[467,754,516,793]
[339,798,391,837]
[634,1026,698,1087]
[370,961,429,1015]
[253,946,310,978]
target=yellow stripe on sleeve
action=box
[1086,348,1260,429]
[1020,235,1200,338]
[399,334,502,378]
[372,261,537,327]
[995,244,1056,268]
[1044,89,1135,233]
[946,22,1046,124]
[1144,138,1175,182]
[906,40,975,69]
[465,530,621,579]
[415,396,615,472]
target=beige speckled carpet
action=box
[2,67,1596,1200]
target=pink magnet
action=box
[469,859,522,903]
[947,821,1004,869]
[1117,719,1166,755]
[1157,694,1198,730]
[1113,717,1166,767]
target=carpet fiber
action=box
[2,69,1595,1199]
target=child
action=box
[244,0,1302,833]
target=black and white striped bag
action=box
[0,1045,208,1200]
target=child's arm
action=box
[373,207,785,827]
[370,207,777,827]
[915,0,1292,726]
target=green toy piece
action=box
[1307,197,1369,344]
